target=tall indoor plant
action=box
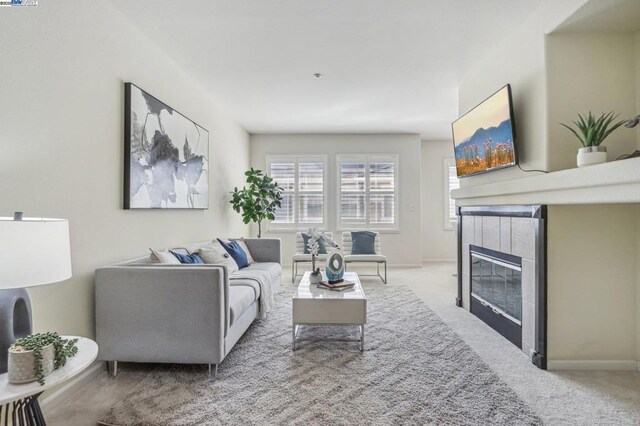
[230,168,283,238]
[560,111,627,167]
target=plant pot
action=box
[577,146,607,168]
[309,272,322,285]
[8,343,55,384]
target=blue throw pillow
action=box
[302,233,327,255]
[351,231,377,255]
[217,239,249,268]
[169,251,204,264]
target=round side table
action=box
[0,336,98,426]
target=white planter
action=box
[8,343,55,384]
[309,272,322,284]
[577,146,607,167]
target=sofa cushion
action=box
[229,285,258,325]
[229,278,260,300]
[232,238,255,264]
[197,241,239,273]
[149,248,180,264]
[242,262,281,283]
[169,251,204,264]
[218,239,250,268]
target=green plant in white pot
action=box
[560,111,627,167]
[8,332,78,385]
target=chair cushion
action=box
[218,239,250,268]
[229,285,258,325]
[344,254,386,262]
[351,231,377,255]
[292,253,329,261]
[301,233,328,254]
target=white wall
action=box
[421,141,456,261]
[547,205,638,363]
[637,32,640,150]
[250,134,422,266]
[0,0,250,338]
[637,32,640,367]
[457,0,587,187]
[546,32,637,171]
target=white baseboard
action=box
[40,361,105,412]
[547,360,638,371]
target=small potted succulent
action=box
[8,332,78,385]
[560,111,627,167]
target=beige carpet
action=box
[98,285,542,425]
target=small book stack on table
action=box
[317,280,355,292]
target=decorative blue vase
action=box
[325,252,345,283]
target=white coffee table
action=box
[292,271,367,351]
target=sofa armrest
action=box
[95,265,229,364]
[245,238,281,264]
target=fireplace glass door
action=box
[470,250,522,325]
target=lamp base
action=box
[0,289,32,374]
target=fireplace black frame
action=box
[456,205,548,369]
[469,245,523,349]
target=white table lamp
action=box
[0,213,72,373]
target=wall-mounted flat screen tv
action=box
[451,84,517,178]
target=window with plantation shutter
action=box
[337,155,398,230]
[444,158,460,230]
[267,156,326,229]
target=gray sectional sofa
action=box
[95,238,281,377]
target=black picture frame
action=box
[124,82,209,209]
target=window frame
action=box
[443,157,460,231]
[336,154,399,232]
[265,155,328,232]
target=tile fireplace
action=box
[457,205,547,369]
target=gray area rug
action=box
[99,285,542,425]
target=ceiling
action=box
[110,1,541,139]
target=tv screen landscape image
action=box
[451,84,517,177]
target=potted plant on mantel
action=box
[560,111,627,167]
[230,168,283,238]
[8,332,78,385]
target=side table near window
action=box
[0,336,98,425]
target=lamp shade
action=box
[0,217,72,289]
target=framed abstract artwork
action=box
[124,82,209,209]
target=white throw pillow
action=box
[198,241,239,273]
[234,237,255,264]
[149,248,181,264]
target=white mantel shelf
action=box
[452,157,640,206]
